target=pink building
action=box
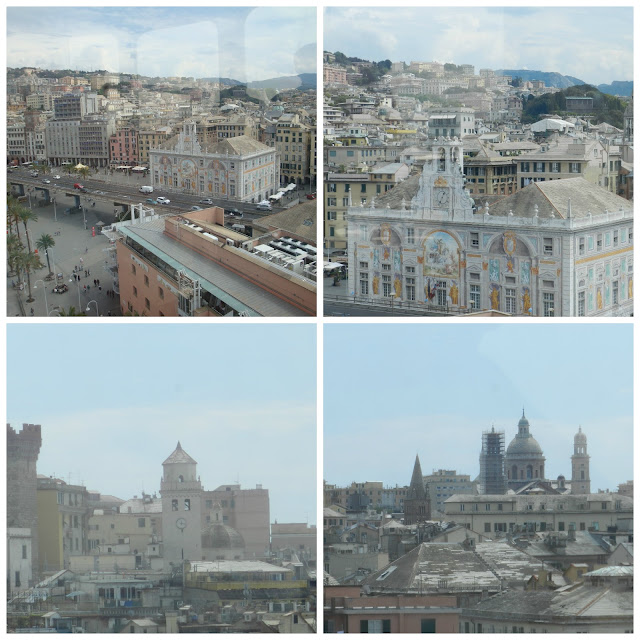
[109,127,138,166]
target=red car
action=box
[74,183,86,191]
[306,192,317,200]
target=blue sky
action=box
[324,323,633,494]
[7,7,316,81]
[324,7,633,85]
[7,323,317,525]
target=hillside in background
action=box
[521,85,628,128]
[596,81,633,97]
[497,69,585,89]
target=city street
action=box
[8,190,122,317]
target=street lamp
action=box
[33,279,49,317]
[86,300,99,316]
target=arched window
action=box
[526,465,533,479]
[178,475,184,483]
[511,465,517,480]
[171,499,178,511]
[438,148,446,172]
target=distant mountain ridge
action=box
[596,81,633,97]
[496,69,586,89]
[248,73,316,90]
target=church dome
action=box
[506,434,544,455]
[506,411,544,456]
[574,427,587,443]
[201,523,245,550]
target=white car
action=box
[53,175,61,179]
[156,197,170,204]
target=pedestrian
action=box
[87,269,90,277]
[98,286,102,292]
[85,270,88,277]
[93,279,97,286]
[85,247,88,253]
[87,285,90,292]
[83,285,87,293]
[97,279,100,286]
[30,308,34,316]
[80,257,83,265]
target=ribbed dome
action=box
[201,523,245,549]
[574,427,587,443]
[518,415,530,428]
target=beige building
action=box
[463,143,518,196]
[137,128,172,166]
[443,493,633,537]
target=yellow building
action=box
[275,113,316,185]
[37,477,89,573]
[324,163,410,250]
[138,128,172,166]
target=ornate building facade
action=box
[346,137,633,316]
[150,122,279,203]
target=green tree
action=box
[76,165,91,180]
[35,233,55,277]
[56,306,86,317]
[7,195,25,240]
[7,233,23,280]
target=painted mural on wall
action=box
[521,261,531,285]
[422,231,460,278]
[490,284,500,310]
[449,282,459,305]
[373,248,380,270]
[489,259,500,283]
[522,287,532,315]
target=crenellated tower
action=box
[7,423,42,584]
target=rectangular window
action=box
[569,162,581,173]
[471,232,479,248]
[382,275,392,297]
[406,266,415,273]
[543,292,555,317]
[359,261,368,269]
[184,499,191,511]
[382,263,391,271]
[550,162,560,173]
[22,545,27,559]
[505,288,516,314]
[131,264,136,275]
[421,619,436,633]
[138,518,145,528]
[578,291,585,316]
[613,281,619,305]
[597,234,603,250]
[133,286,138,298]
[158,287,164,300]
[470,284,480,309]
[579,237,585,255]
[543,237,553,255]
[360,273,369,295]
[407,228,415,245]
[406,277,415,301]
[144,274,149,286]
[484,522,491,533]
[145,298,150,310]
[613,230,619,246]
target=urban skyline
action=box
[7,7,316,82]
[324,6,633,86]
[324,323,633,494]
[7,323,317,525]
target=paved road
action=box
[8,192,122,317]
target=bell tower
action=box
[404,455,431,525]
[411,137,474,219]
[570,427,591,494]
[160,442,203,572]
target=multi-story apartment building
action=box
[325,163,410,250]
[463,144,518,197]
[275,113,315,185]
[137,127,172,166]
[423,470,476,516]
[323,481,410,511]
[37,477,90,572]
[324,66,347,85]
[428,107,476,138]
[109,126,139,166]
[195,114,258,143]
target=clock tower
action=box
[160,442,203,572]
[411,137,474,219]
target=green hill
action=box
[521,85,628,128]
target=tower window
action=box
[184,499,191,511]
[178,475,184,483]
[172,499,178,511]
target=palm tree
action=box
[15,249,42,303]
[7,195,24,240]
[77,165,91,180]
[7,233,24,280]
[35,233,55,278]
[17,207,38,253]
[56,306,86,316]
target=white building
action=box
[346,137,633,316]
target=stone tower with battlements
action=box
[7,423,42,584]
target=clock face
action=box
[176,517,187,530]
[435,188,449,207]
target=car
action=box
[145,198,158,205]
[190,206,203,211]
[256,201,272,211]
[224,208,241,216]
[306,192,317,200]
[199,198,214,205]
[74,183,84,190]
[53,175,60,179]
[156,196,170,205]
[41,179,51,184]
